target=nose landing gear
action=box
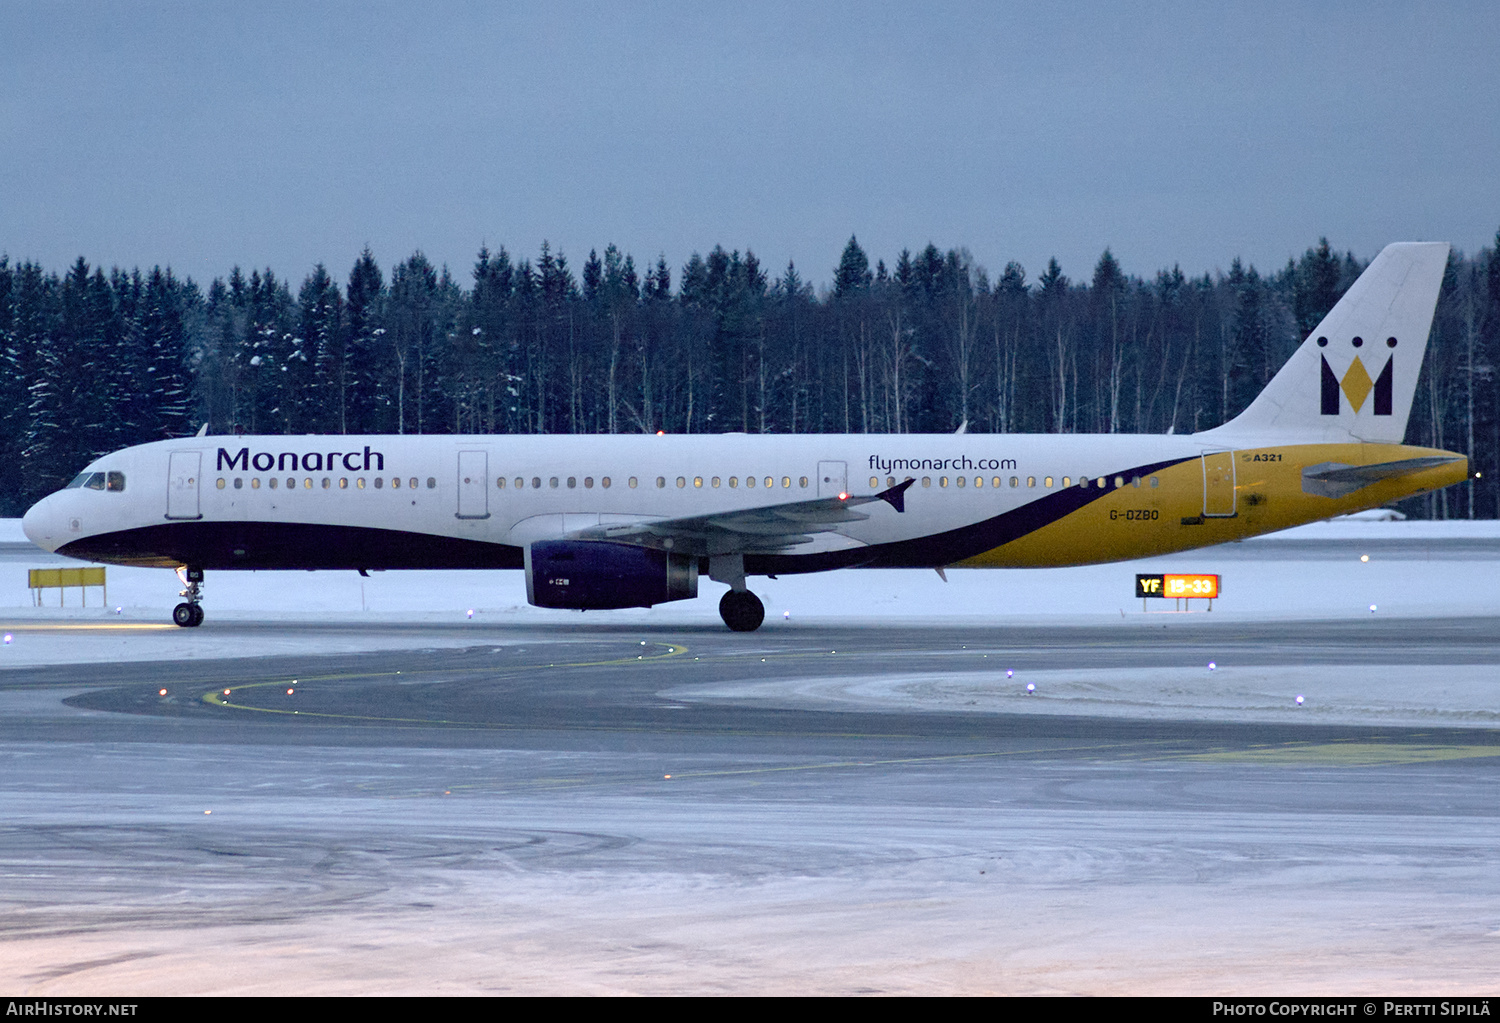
[173,566,204,627]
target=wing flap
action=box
[566,477,915,556]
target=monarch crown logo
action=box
[1319,335,1395,416]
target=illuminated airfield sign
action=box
[1136,573,1220,600]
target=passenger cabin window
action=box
[427,478,437,489]
[216,478,226,489]
[497,477,506,488]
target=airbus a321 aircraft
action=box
[23,242,1469,631]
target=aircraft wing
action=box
[567,478,915,556]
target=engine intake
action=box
[525,540,699,610]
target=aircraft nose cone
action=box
[22,496,60,551]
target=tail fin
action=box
[1199,241,1449,445]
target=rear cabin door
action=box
[166,451,202,520]
[456,450,490,519]
[817,460,848,499]
[1201,450,1237,517]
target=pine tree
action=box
[833,236,871,299]
[297,264,342,432]
[344,249,386,433]
[1293,237,1345,337]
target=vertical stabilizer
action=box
[1198,241,1448,444]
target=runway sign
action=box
[1136,573,1220,599]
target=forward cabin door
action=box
[456,450,490,519]
[166,451,202,520]
[817,460,847,499]
[1201,450,1237,517]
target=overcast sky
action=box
[3,1,1497,290]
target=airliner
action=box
[22,242,1469,631]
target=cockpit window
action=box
[64,470,125,491]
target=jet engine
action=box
[525,540,699,609]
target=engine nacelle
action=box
[525,540,699,610]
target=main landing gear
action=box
[173,565,204,628]
[710,554,765,632]
[718,589,765,632]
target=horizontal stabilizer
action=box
[1301,456,1463,498]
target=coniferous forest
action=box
[2,232,1497,518]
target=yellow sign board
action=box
[28,566,107,607]
[29,567,106,588]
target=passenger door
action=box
[817,460,847,499]
[1201,450,1237,517]
[166,451,202,520]
[456,450,490,519]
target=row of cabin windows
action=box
[215,477,438,491]
[870,474,1160,490]
[211,472,1161,495]
[496,475,809,490]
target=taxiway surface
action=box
[2,614,1499,994]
